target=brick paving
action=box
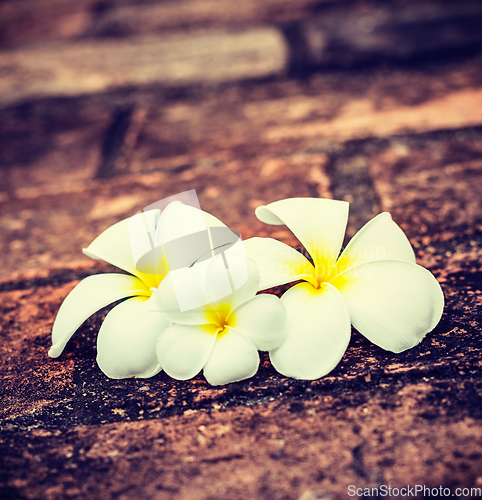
[1,2,482,499]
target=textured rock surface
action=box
[1,2,482,499]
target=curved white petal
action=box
[202,210,229,228]
[330,212,415,279]
[227,294,286,351]
[96,295,169,379]
[155,201,207,244]
[203,329,259,385]
[331,260,444,352]
[127,209,166,275]
[244,237,316,290]
[255,198,349,281]
[155,201,229,248]
[156,324,216,380]
[270,282,351,380]
[49,273,150,358]
[83,212,162,288]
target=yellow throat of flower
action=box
[204,304,233,337]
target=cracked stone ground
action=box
[1,1,482,499]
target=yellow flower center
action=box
[304,262,327,289]
[204,304,233,337]
[140,272,167,295]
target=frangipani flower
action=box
[244,198,444,380]
[49,201,234,379]
[155,256,286,385]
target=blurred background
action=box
[1,0,482,279]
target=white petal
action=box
[83,213,162,288]
[156,253,260,325]
[183,221,252,308]
[330,212,415,279]
[270,282,351,380]
[331,260,444,352]
[154,199,230,250]
[219,255,260,309]
[155,256,235,323]
[255,198,349,280]
[155,201,207,245]
[244,237,316,290]
[156,324,216,380]
[203,329,259,385]
[227,294,286,351]
[156,268,211,324]
[202,253,240,304]
[155,201,212,271]
[96,295,169,379]
[127,209,166,275]
[202,210,229,228]
[155,201,241,273]
[221,240,252,298]
[166,248,247,310]
[49,273,150,358]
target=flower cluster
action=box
[49,197,444,385]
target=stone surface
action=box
[2,56,481,199]
[0,0,328,49]
[0,155,332,281]
[0,28,288,106]
[299,2,482,69]
[370,130,482,235]
[1,267,481,499]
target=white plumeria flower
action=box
[244,198,444,380]
[154,256,286,385]
[48,201,233,379]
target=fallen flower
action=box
[155,256,286,385]
[244,198,444,380]
[48,201,233,379]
